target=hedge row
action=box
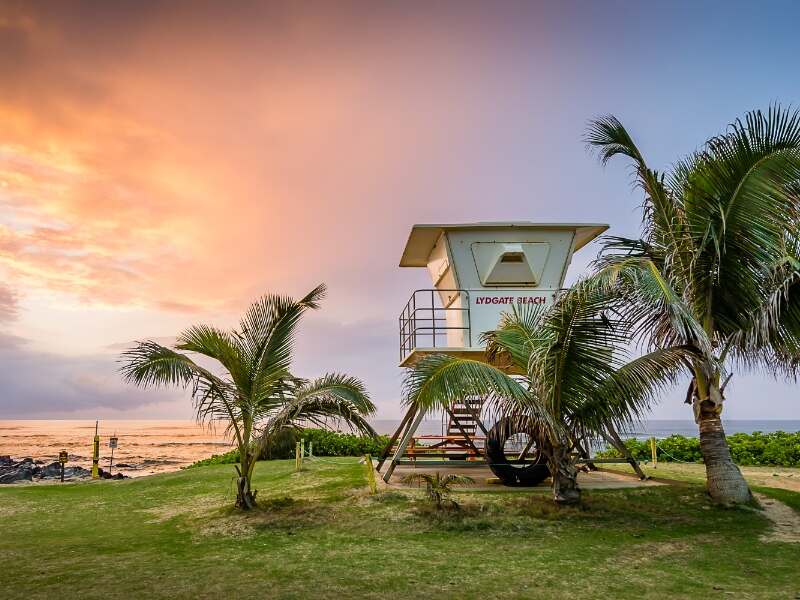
[189,428,391,468]
[597,431,800,467]
[191,429,800,468]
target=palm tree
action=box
[400,472,475,509]
[404,283,685,504]
[586,106,800,504]
[120,284,376,510]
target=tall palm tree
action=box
[120,284,376,510]
[586,106,800,504]
[404,283,685,504]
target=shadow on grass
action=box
[387,484,770,540]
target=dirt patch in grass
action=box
[754,492,800,543]
[193,496,338,539]
[740,467,800,493]
[0,501,21,517]
[144,493,225,523]
[611,463,800,493]
[618,540,689,565]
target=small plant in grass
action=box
[401,472,474,509]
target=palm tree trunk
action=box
[697,408,751,505]
[546,441,580,505]
[234,460,257,510]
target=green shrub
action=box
[188,428,390,468]
[596,431,800,467]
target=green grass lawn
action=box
[602,462,800,506]
[1,458,798,600]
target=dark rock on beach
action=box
[62,466,93,479]
[0,456,128,483]
[98,468,127,480]
[0,457,35,483]
[0,465,34,483]
[39,461,64,478]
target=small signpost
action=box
[58,450,68,483]
[108,435,119,474]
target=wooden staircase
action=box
[446,397,484,439]
[376,399,488,467]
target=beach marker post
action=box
[365,454,377,495]
[650,436,657,468]
[92,421,100,479]
[58,450,68,483]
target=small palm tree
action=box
[586,106,800,504]
[405,283,684,504]
[401,472,475,509]
[120,284,376,510]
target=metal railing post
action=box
[412,292,417,351]
[430,289,436,347]
[465,290,471,347]
[399,314,403,362]
[397,289,472,360]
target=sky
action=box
[0,0,798,421]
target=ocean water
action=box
[0,420,231,477]
[370,418,800,439]
[2,418,798,477]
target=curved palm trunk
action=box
[697,406,751,505]
[235,458,258,510]
[545,441,580,505]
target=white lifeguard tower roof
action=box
[400,222,609,267]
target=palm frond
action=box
[572,346,697,434]
[244,285,327,404]
[585,256,711,357]
[400,473,434,486]
[255,378,376,454]
[727,262,800,378]
[673,105,800,338]
[120,340,243,442]
[586,115,688,258]
[483,303,550,373]
[440,474,475,487]
[585,115,645,166]
[405,353,561,441]
[121,340,214,389]
[176,324,249,392]
[292,373,376,415]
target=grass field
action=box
[1,458,798,599]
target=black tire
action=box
[485,417,550,486]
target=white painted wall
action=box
[423,227,578,348]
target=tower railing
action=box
[399,289,471,363]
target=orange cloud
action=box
[0,2,569,418]
[0,2,561,315]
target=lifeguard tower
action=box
[378,222,609,483]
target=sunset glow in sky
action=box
[1,1,799,419]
